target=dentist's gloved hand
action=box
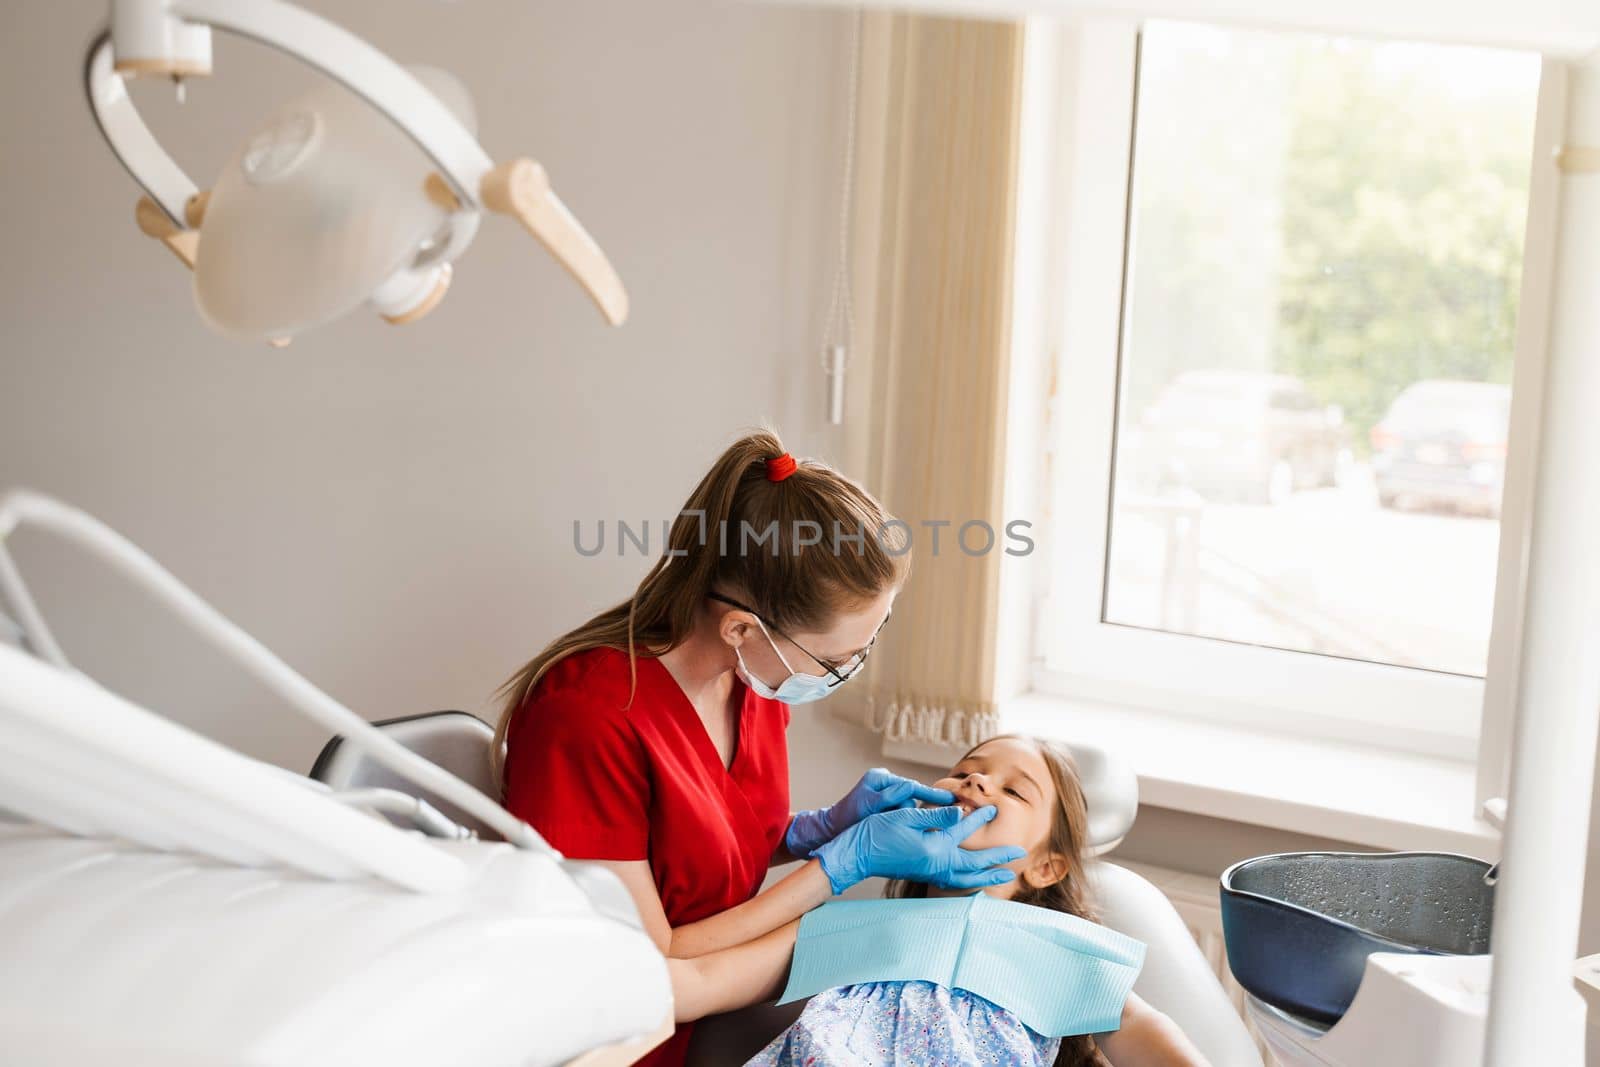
[813,804,1026,895]
[785,768,956,859]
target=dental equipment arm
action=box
[0,489,553,856]
[0,534,66,667]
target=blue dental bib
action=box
[778,894,1146,1038]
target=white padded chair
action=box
[1089,861,1263,1067]
[313,715,1262,1067]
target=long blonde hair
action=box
[889,735,1107,1067]
[492,428,909,783]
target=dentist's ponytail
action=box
[491,427,909,787]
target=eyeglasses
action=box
[707,591,887,688]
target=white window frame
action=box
[1017,17,1558,786]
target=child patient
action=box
[670,735,1212,1067]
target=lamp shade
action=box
[194,66,476,340]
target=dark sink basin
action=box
[1219,851,1495,1025]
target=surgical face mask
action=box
[734,618,838,705]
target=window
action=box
[1029,20,1545,761]
[1106,22,1537,678]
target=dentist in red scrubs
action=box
[496,432,1022,1065]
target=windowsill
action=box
[882,691,1502,858]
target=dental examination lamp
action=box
[87,0,629,343]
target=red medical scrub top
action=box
[502,645,792,1066]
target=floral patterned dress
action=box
[745,981,1060,1067]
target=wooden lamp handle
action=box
[452,158,629,326]
[133,191,211,271]
[134,196,200,270]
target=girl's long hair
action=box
[491,427,909,785]
[888,735,1109,1067]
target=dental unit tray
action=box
[0,489,673,1065]
[1219,850,1496,1025]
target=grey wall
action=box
[4,7,1597,1050]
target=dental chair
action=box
[0,491,672,1067]
[315,711,1265,1067]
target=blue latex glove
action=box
[813,804,1027,894]
[785,768,956,859]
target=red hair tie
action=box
[765,453,798,482]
